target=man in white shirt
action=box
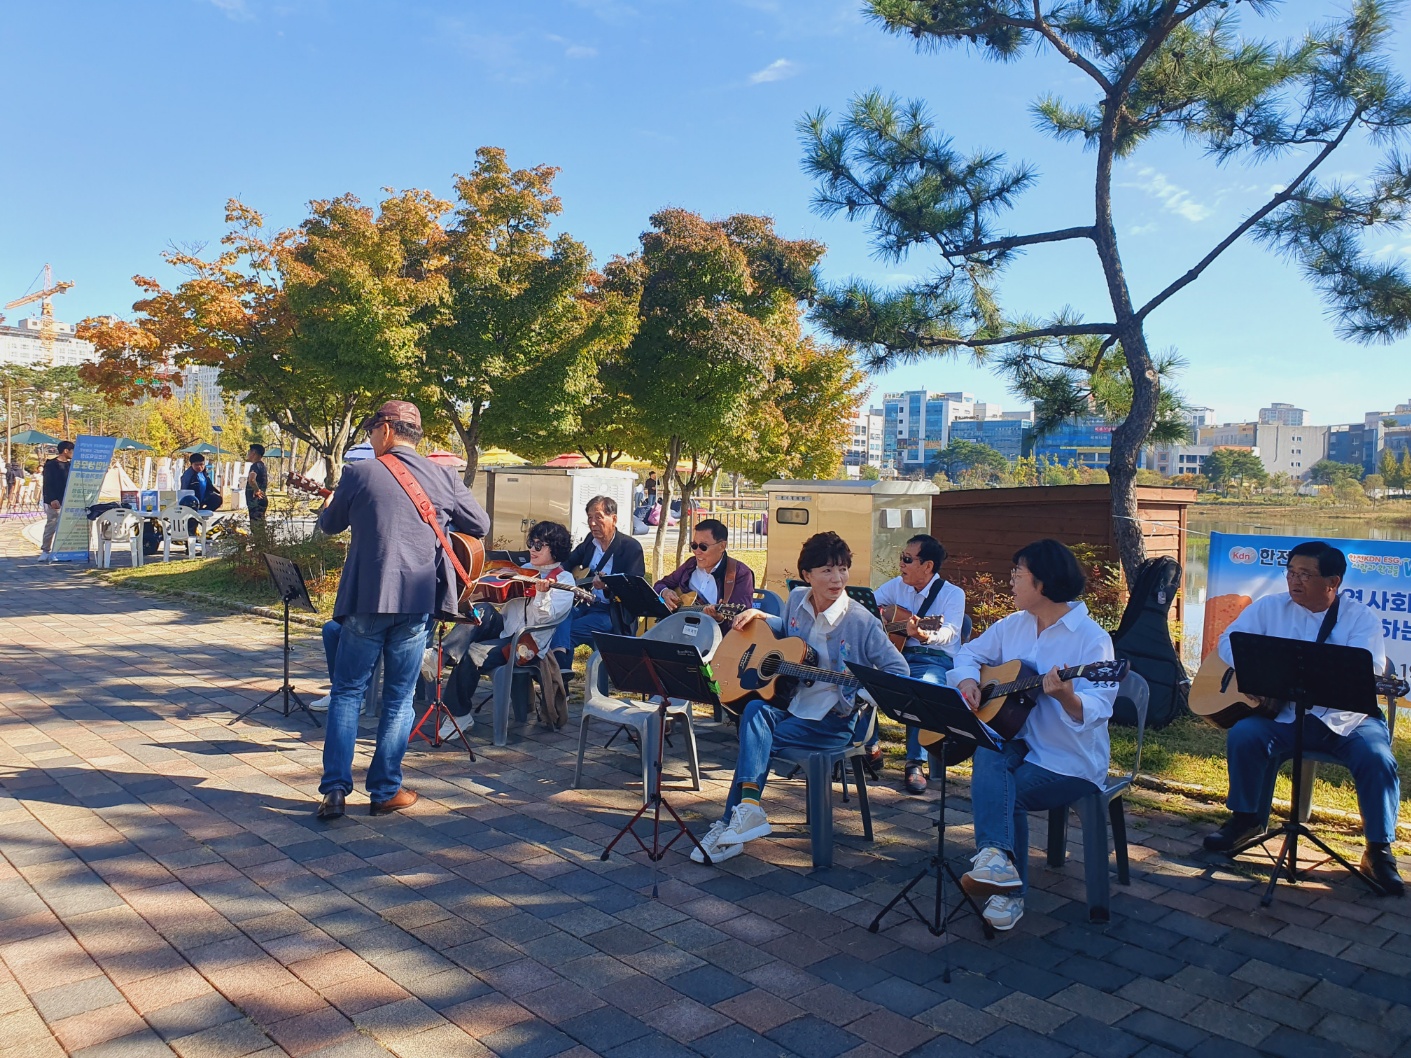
[949,539,1119,932]
[1203,541,1401,895]
[655,518,756,615]
[690,532,908,865]
[872,534,967,794]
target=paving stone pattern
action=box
[2,522,1409,1058]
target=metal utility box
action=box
[484,466,637,551]
[763,479,940,590]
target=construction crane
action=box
[5,264,75,356]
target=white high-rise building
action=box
[0,318,97,369]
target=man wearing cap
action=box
[314,400,489,821]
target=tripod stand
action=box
[848,664,999,977]
[232,555,319,726]
[1226,632,1387,905]
[409,616,475,760]
[593,633,718,886]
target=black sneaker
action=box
[1362,843,1405,897]
[1203,812,1266,853]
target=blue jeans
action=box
[970,741,1097,893]
[569,602,616,650]
[722,700,858,818]
[1226,713,1400,844]
[321,612,430,803]
[321,620,341,679]
[901,653,954,767]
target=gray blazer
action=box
[319,447,489,619]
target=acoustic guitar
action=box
[1188,652,1409,729]
[672,589,749,624]
[286,471,486,609]
[878,603,947,651]
[475,572,596,607]
[711,620,864,715]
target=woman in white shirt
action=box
[948,539,1117,932]
[440,521,578,739]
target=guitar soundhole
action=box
[759,653,780,680]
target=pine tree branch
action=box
[1030,0,1112,92]
[959,226,1098,258]
[912,322,1116,350]
[1135,106,1364,324]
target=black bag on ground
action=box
[1111,556,1189,729]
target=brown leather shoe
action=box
[370,788,418,816]
[316,790,345,821]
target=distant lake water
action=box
[1180,508,1411,670]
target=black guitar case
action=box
[1111,556,1189,729]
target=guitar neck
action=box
[774,660,861,692]
[987,664,1085,701]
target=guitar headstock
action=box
[286,472,330,498]
[1078,659,1129,686]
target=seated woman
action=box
[948,539,1117,933]
[692,531,908,864]
[439,520,577,739]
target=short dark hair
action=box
[527,520,574,564]
[695,518,728,543]
[189,453,206,464]
[908,534,947,571]
[249,443,266,458]
[587,495,617,517]
[1013,539,1086,603]
[57,441,74,454]
[1289,540,1347,579]
[799,531,852,574]
[388,421,423,444]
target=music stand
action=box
[1226,632,1386,903]
[408,610,480,760]
[593,632,720,884]
[849,664,1000,971]
[232,554,320,726]
[601,574,673,621]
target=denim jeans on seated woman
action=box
[969,739,1097,892]
[320,612,430,803]
[901,652,953,767]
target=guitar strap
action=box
[721,557,738,606]
[1315,595,1340,645]
[376,455,470,588]
[918,577,946,619]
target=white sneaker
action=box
[310,694,332,711]
[984,894,1024,931]
[961,847,1022,898]
[438,714,467,741]
[719,802,772,846]
[690,819,732,864]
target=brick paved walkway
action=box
[2,523,1409,1058]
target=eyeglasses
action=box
[528,541,548,552]
[689,542,714,552]
[1285,568,1324,582]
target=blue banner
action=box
[1204,531,1411,692]
[50,435,119,562]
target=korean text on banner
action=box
[50,435,120,562]
[1203,530,1411,698]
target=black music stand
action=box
[849,664,1000,971]
[409,610,482,760]
[1226,632,1386,904]
[593,632,719,887]
[232,554,319,726]
[601,574,673,622]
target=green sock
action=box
[737,783,761,807]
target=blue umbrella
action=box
[344,442,375,463]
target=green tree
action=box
[604,209,824,576]
[928,439,1008,484]
[1205,448,1268,495]
[427,147,638,484]
[1378,446,1403,491]
[1307,459,1362,486]
[799,0,1411,581]
[81,191,449,485]
[1402,450,1411,492]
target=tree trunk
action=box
[448,399,482,487]
[651,436,681,581]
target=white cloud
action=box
[207,0,253,20]
[565,44,598,58]
[569,0,636,21]
[749,58,799,84]
[1124,166,1212,223]
[1129,223,1158,236]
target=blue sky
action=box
[3,0,1408,426]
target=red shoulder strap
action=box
[376,454,469,587]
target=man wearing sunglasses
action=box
[655,518,756,618]
[1203,540,1401,896]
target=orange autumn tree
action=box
[80,192,449,485]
